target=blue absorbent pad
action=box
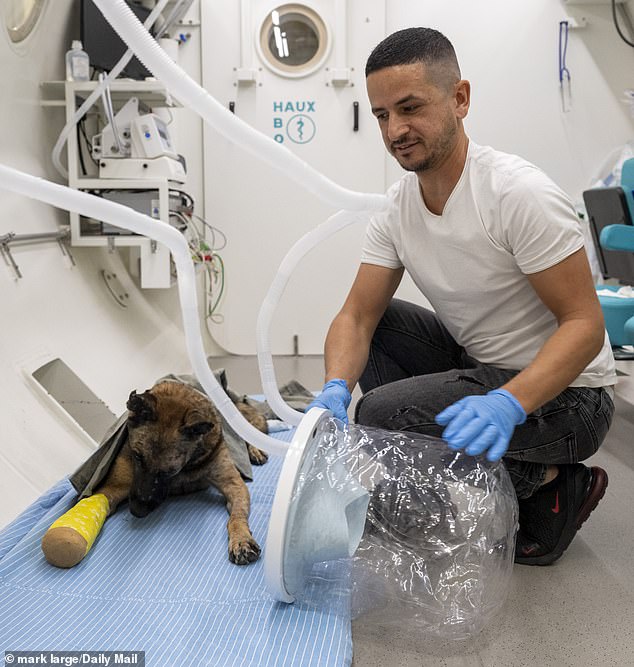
[0,430,352,667]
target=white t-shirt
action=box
[361,141,616,388]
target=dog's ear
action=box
[180,421,214,439]
[127,390,158,426]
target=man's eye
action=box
[376,113,388,121]
[403,105,419,113]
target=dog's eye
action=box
[132,450,143,463]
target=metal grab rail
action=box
[0,229,74,279]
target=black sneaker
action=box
[514,464,608,566]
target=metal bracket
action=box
[327,67,353,87]
[101,270,130,308]
[0,233,21,280]
[565,17,588,29]
[58,239,76,267]
[233,67,258,87]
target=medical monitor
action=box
[80,0,154,80]
[583,186,634,283]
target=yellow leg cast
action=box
[41,494,110,568]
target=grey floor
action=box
[216,355,634,667]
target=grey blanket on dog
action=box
[69,368,314,499]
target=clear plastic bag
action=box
[285,417,518,640]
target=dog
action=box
[91,380,269,565]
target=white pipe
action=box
[91,0,387,212]
[0,165,290,457]
[51,0,172,179]
[256,210,370,425]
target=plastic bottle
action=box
[65,40,90,82]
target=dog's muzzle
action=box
[129,475,170,517]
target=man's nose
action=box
[387,114,409,142]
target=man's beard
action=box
[394,116,458,173]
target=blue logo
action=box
[286,114,316,144]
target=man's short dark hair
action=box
[365,27,461,91]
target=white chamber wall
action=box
[201,0,392,355]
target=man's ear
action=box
[127,390,158,426]
[454,79,470,119]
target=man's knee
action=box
[354,385,443,437]
[354,388,386,428]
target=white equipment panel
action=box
[202,0,387,354]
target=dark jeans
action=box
[354,299,615,499]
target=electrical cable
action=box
[191,212,227,250]
[612,0,634,47]
[206,252,225,323]
[162,106,175,126]
[177,209,227,322]
[79,119,99,167]
[558,21,572,112]
[170,188,195,210]
[168,206,225,321]
[76,124,87,176]
[169,212,188,231]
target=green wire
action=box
[207,253,225,321]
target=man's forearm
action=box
[501,317,605,414]
[323,312,373,391]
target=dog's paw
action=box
[247,444,269,466]
[229,536,261,565]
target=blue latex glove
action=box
[435,389,526,461]
[306,378,352,423]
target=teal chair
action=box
[622,158,634,215]
[599,224,634,356]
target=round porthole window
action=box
[258,4,330,78]
[4,0,47,43]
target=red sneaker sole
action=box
[576,467,608,530]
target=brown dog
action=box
[42,381,269,567]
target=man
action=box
[307,27,616,565]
